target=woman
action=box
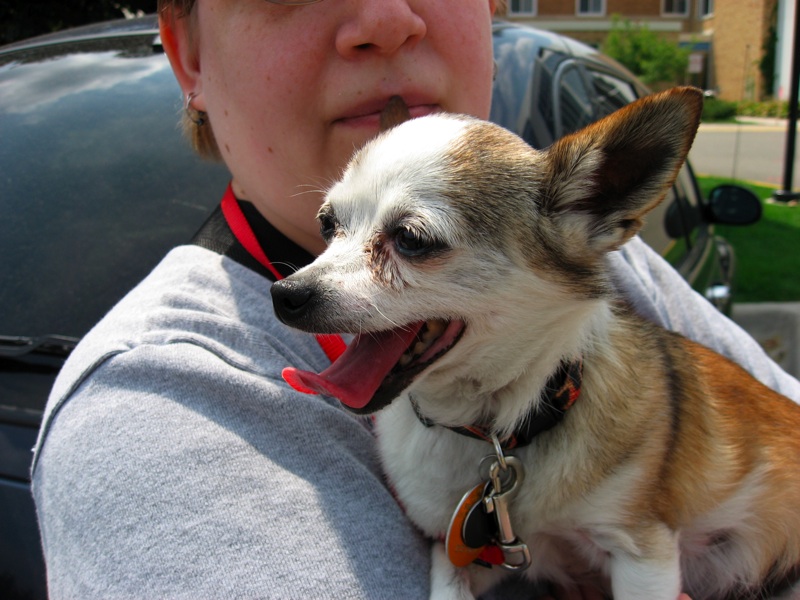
[32,1,799,598]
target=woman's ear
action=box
[159,9,205,111]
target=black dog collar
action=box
[411,358,583,449]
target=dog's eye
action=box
[319,213,337,242]
[394,228,438,257]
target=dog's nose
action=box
[271,279,315,324]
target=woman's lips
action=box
[335,98,440,128]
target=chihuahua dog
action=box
[271,87,800,599]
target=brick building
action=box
[500,0,780,101]
[700,0,777,100]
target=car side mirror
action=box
[706,184,762,225]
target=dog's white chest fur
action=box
[374,396,681,597]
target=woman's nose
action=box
[335,0,427,57]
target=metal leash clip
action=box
[483,435,531,571]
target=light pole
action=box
[773,0,800,202]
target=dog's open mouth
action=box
[282,319,465,413]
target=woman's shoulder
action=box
[68,244,325,373]
[29,250,424,599]
[34,246,335,462]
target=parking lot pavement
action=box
[733,302,800,378]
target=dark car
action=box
[0,16,760,599]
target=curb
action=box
[735,117,791,127]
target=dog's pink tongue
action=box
[282,324,422,410]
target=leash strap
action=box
[219,183,347,364]
[220,185,284,281]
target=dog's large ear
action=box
[542,86,703,255]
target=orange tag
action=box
[446,482,489,567]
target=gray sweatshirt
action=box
[32,237,800,598]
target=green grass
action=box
[696,176,800,302]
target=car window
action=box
[659,164,707,266]
[673,164,704,247]
[586,70,639,117]
[530,48,566,145]
[553,62,595,138]
[491,29,560,149]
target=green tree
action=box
[601,15,690,86]
[1,0,157,46]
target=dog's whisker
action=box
[364,289,411,331]
[293,176,338,197]
[370,304,404,334]
[289,187,327,199]
[270,261,301,275]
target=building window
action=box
[699,0,713,17]
[663,0,689,16]
[509,0,537,16]
[577,0,605,16]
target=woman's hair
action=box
[159,0,222,160]
[158,0,195,17]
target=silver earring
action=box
[185,92,207,126]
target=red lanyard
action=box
[220,183,347,363]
